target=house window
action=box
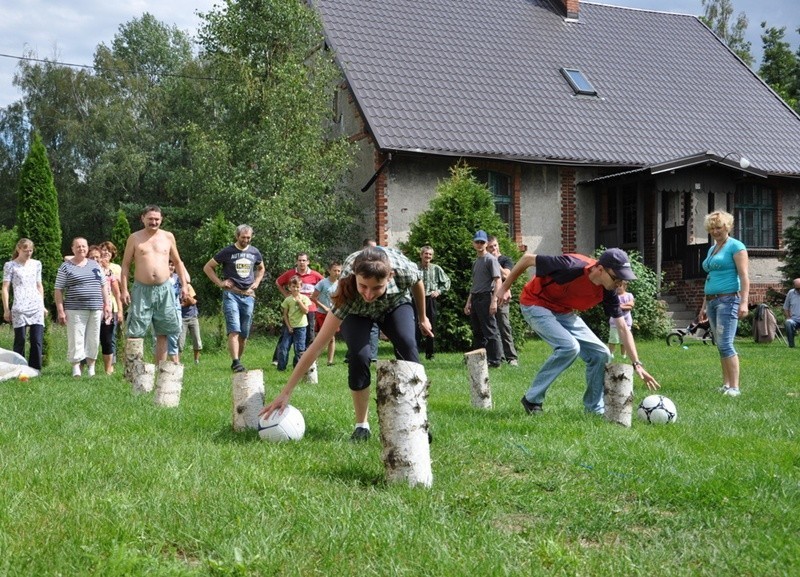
[735,184,774,248]
[560,68,597,96]
[475,170,514,236]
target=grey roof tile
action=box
[316,0,800,174]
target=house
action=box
[315,0,800,311]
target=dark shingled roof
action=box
[315,0,800,176]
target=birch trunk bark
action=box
[604,363,634,427]
[153,360,183,407]
[124,338,155,394]
[232,369,265,431]
[464,348,492,409]
[376,360,432,488]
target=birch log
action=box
[232,369,265,431]
[124,338,155,394]
[304,361,318,384]
[603,363,634,427]
[154,360,183,407]
[464,348,492,409]
[376,360,432,488]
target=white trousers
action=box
[66,309,102,363]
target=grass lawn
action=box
[0,324,798,576]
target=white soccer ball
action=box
[637,395,678,424]
[258,405,306,442]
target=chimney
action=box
[563,0,579,19]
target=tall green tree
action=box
[701,0,754,67]
[16,132,62,310]
[399,163,525,352]
[110,209,131,263]
[779,215,800,290]
[758,23,800,111]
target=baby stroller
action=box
[666,317,715,346]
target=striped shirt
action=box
[332,247,422,321]
[55,259,106,310]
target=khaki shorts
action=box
[126,280,181,338]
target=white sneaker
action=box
[72,365,81,377]
[87,365,96,377]
[718,385,730,393]
[723,388,741,397]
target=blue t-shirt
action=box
[702,237,746,294]
[213,244,263,291]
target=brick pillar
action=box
[560,167,577,253]
[374,150,389,246]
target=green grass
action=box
[0,324,798,576]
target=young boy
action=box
[277,276,311,371]
[179,281,203,364]
[311,261,342,365]
[607,281,634,358]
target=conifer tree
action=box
[16,132,62,310]
[111,209,131,264]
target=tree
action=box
[399,163,526,352]
[701,0,754,67]
[110,209,131,263]
[779,215,800,291]
[758,23,800,112]
[16,132,62,311]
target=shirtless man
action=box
[120,205,189,363]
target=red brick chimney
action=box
[563,0,579,19]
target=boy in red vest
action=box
[495,248,660,415]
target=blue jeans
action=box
[785,319,799,348]
[520,304,611,414]
[277,325,307,371]
[706,295,739,358]
[222,291,255,338]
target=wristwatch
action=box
[632,360,644,369]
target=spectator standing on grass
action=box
[416,245,450,361]
[277,275,311,371]
[120,205,189,365]
[496,248,659,415]
[464,230,502,368]
[203,224,265,373]
[486,235,519,366]
[783,278,800,348]
[179,280,202,364]
[698,210,749,397]
[275,252,323,351]
[92,245,123,374]
[260,246,431,442]
[311,261,342,366]
[55,238,111,377]
[607,281,634,358]
[98,241,123,365]
[2,238,45,370]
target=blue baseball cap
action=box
[473,230,489,243]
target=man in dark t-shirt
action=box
[463,230,502,368]
[203,225,265,372]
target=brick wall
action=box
[560,167,577,253]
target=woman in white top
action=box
[2,238,45,370]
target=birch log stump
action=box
[376,360,432,488]
[232,369,265,431]
[604,363,634,427]
[464,348,492,409]
[304,361,318,384]
[124,338,155,394]
[153,360,183,407]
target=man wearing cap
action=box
[495,248,660,415]
[464,230,503,368]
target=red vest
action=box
[520,254,607,313]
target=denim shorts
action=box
[222,291,255,338]
[707,294,739,359]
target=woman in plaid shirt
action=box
[261,246,432,442]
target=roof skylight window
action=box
[560,68,597,96]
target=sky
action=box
[0,0,798,109]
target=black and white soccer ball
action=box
[637,395,678,424]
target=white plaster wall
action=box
[519,165,561,255]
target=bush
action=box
[580,248,672,341]
[399,162,527,352]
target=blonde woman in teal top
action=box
[699,210,749,397]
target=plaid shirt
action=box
[332,247,422,321]
[419,262,450,295]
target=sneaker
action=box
[87,365,96,377]
[231,360,246,373]
[723,388,741,397]
[72,365,81,378]
[521,396,543,415]
[508,359,519,367]
[718,384,731,393]
[350,426,371,442]
[488,362,501,369]
[271,361,278,366]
